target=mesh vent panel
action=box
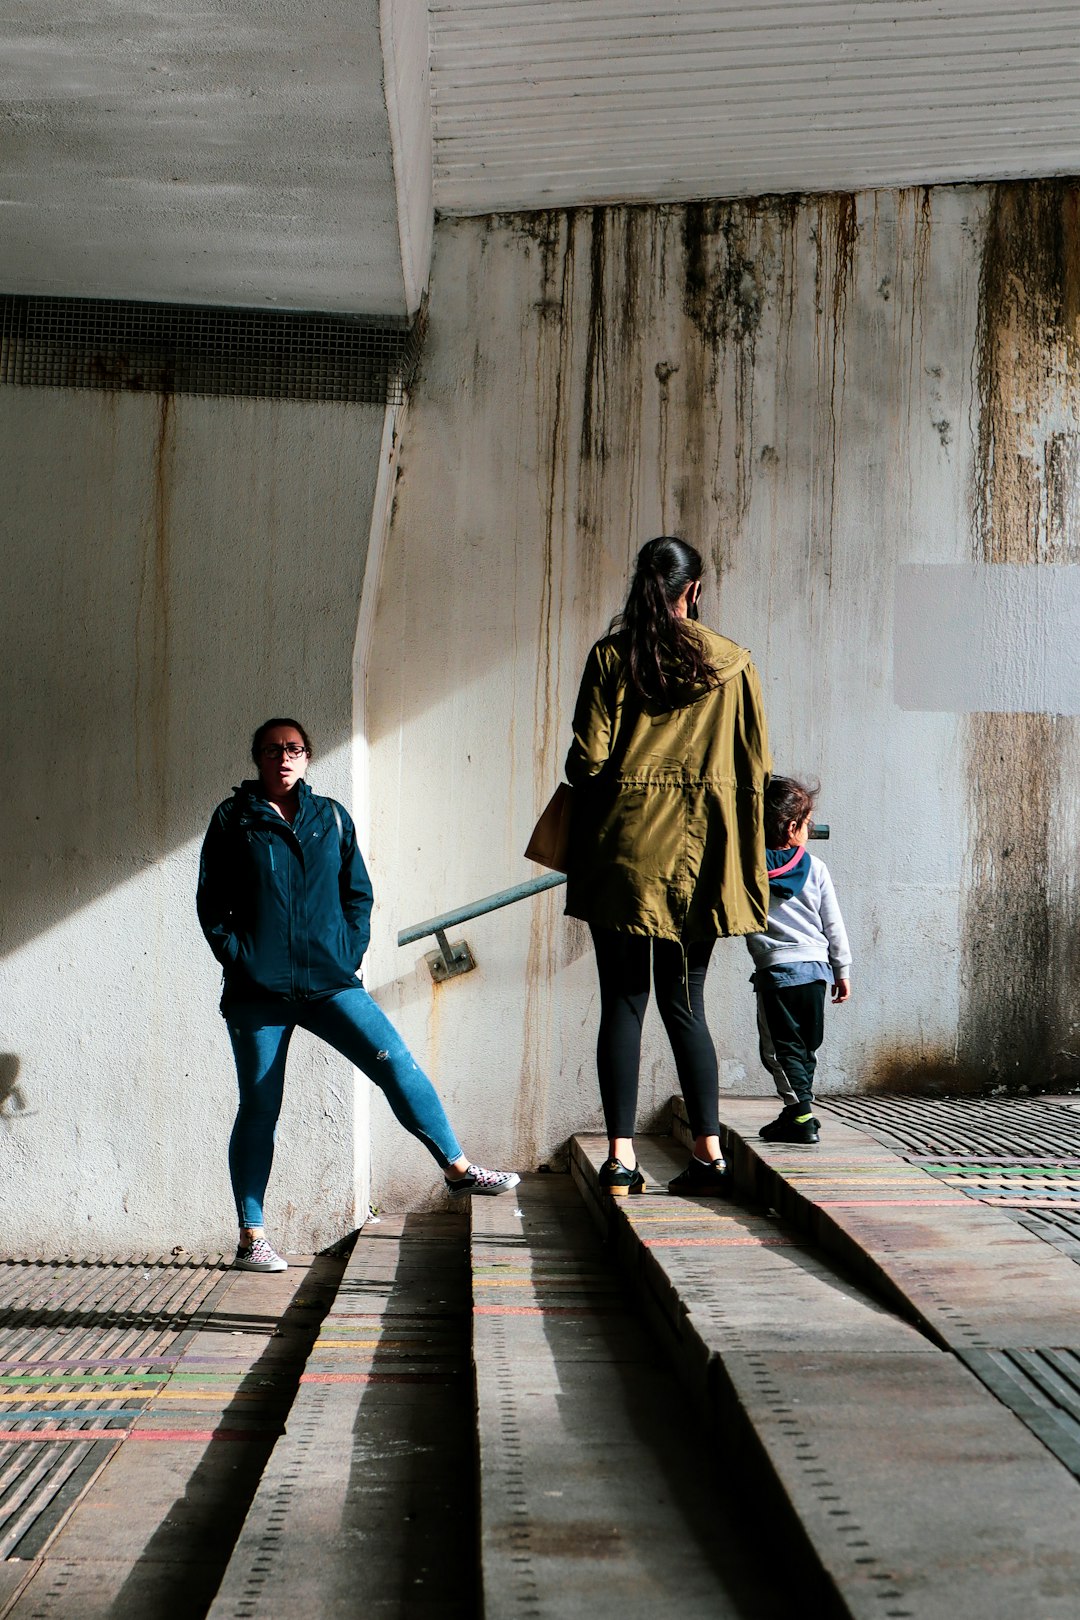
[0,296,423,405]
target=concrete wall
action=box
[365,182,1080,1209]
[0,387,386,1254]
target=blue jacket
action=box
[196,779,374,1006]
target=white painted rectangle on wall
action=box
[894,564,1080,715]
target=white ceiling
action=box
[1,1,408,315]
[3,1,1080,315]
[430,0,1080,213]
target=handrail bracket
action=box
[426,929,477,983]
[400,870,566,985]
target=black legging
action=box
[590,926,720,1139]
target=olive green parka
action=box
[563,626,771,943]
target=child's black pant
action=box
[755,978,826,1108]
[590,926,719,1139]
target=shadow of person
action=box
[0,1053,31,1120]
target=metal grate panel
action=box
[1013,1209,1080,1263]
[0,296,424,406]
[822,1095,1080,1158]
[918,1164,1080,1207]
[0,1256,232,1561]
[959,1347,1080,1479]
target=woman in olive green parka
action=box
[564,537,771,1198]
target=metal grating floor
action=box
[1013,1208,1080,1258]
[822,1094,1080,1158]
[790,1100,1080,1488]
[822,1096,1080,1262]
[958,1348,1080,1479]
[0,1255,231,1560]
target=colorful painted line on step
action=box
[325,1302,466,1315]
[0,1426,279,1443]
[0,1359,274,1376]
[925,1164,1080,1174]
[982,1197,1080,1208]
[0,1371,289,1386]
[625,1214,758,1226]
[642,1235,799,1248]
[783,1176,930,1186]
[780,1168,921,1178]
[318,1335,456,1343]
[471,1279,615,1290]
[473,1304,622,1317]
[315,1334,428,1343]
[0,1391,273,1404]
[299,1371,453,1385]
[782,1174,941,1185]
[816,1192,958,1205]
[471,1265,609,1274]
[0,1408,146,1423]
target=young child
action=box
[746,776,851,1144]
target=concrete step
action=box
[678,1095,1080,1351]
[206,1183,794,1620]
[206,1213,476,1620]
[469,1173,793,1619]
[571,1131,1080,1620]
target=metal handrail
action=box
[398,822,831,983]
[398,871,566,981]
[398,871,566,946]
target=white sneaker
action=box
[445,1165,521,1198]
[234,1235,288,1272]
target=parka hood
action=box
[662,627,750,707]
[622,625,751,711]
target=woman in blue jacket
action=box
[198,717,518,1272]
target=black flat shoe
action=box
[668,1156,730,1196]
[598,1157,646,1196]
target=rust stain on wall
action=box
[809,193,858,589]
[578,206,647,592]
[580,207,609,469]
[678,200,773,568]
[961,180,1080,1089]
[862,1044,982,1098]
[532,210,576,786]
[516,209,579,1163]
[134,391,174,843]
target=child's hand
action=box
[831,977,851,1004]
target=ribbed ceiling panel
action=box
[430,0,1080,213]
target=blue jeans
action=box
[225,986,464,1228]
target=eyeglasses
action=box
[259,743,307,760]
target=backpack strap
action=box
[330,800,344,860]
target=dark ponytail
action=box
[613,537,718,707]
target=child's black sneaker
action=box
[598,1158,646,1196]
[668,1155,730,1196]
[760,1105,820,1145]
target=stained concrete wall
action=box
[0,387,385,1253]
[365,183,1080,1209]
